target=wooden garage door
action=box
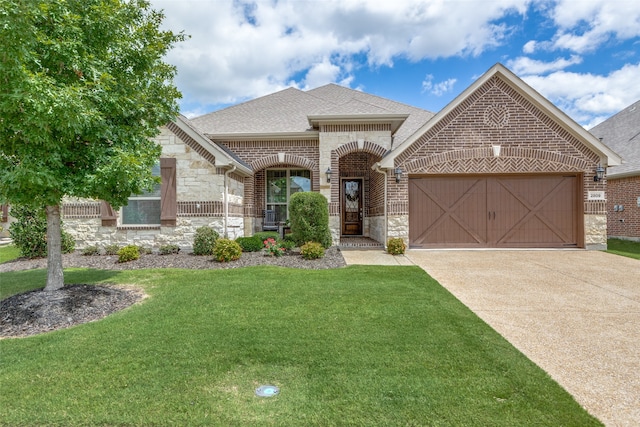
[409,175,580,248]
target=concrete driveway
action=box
[404,250,640,427]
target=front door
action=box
[342,178,363,235]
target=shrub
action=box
[213,238,242,262]
[81,246,100,256]
[117,245,140,263]
[253,231,279,243]
[263,237,285,257]
[192,226,219,256]
[104,244,120,256]
[236,236,263,252]
[289,192,332,248]
[280,239,296,252]
[159,244,180,255]
[387,238,407,255]
[8,204,75,258]
[138,246,152,255]
[300,241,325,260]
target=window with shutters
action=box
[108,157,176,227]
[121,163,161,225]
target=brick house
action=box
[590,100,640,241]
[57,63,621,250]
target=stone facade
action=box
[62,125,245,250]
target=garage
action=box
[409,175,581,248]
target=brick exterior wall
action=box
[218,140,320,222]
[607,176,640,240]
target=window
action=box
[266,169,311,221]
[121,163,161,225]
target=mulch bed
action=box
[1,247,347,339]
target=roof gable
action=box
[590,100,640,178]
[381,63,622,169]
[170,115,252,175]
[190,83,434,145]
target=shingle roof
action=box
[590,100,640,177]
[190,84,434,146]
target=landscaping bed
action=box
[0,246,345,273]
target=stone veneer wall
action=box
[391,74,607,248]
[62,126,245,250]
[607,176,640,241]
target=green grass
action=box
[0,244,20,264]
[0,266,601,426]
[607,238,640,260]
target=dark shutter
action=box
[100,201,117,226]
[160,157,177,226]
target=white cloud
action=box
[538,0,640,53]
[523,40,537,54]
[422,75,457,96]
[520,62,640,123]
[150,0,532,108]
[506,55,583,75]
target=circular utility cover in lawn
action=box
[255,385,280,397]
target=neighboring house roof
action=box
[589,100,640,178]
[191,83,434,146]
[380,63,623,169]
[173,115,253,175]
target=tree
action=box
[0,0,186,291]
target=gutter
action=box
[224,165,236,238]
[373,162,388,250]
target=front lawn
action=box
[607,238,640,260]
[0,244,19,264]
[0,266,601,426]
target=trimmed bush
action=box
[192,226,219,256]
[253,231,280,243]
[159,244,180,255]
[289,192,332,248]
[300,241,325,260]
[138,246,152,255]
[236,236,263,252]
[387,238,407,255]
[280,239,296,252]
[213,238,242,262]
[8,204,75,259]
[104,244,120,256]
[117,245,140,263]
[81,246,100,256]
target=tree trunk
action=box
[45,205,64,292]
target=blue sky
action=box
[150,0,640,128]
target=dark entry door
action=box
[342,178,363,235]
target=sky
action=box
[149,0,640,129]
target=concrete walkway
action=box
[341,249,640,427]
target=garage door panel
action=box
[410,175,579,248]
[409,177,487,247]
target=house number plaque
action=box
[588,191,605,201]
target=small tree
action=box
[289,192,332,248]
[0,0,185,291]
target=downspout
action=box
[373,162,387,250]
[224,165,236,238]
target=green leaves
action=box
[0,0,185,208]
